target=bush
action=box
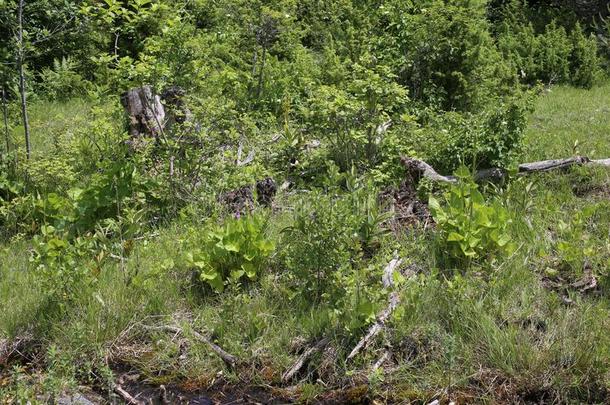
[38,57,90,101]
[412,96,532,173]
[185,213,275,292]
[570,23,601,88]
[429,167,514,268]
[380,0,517,112]
[497,14,603,87]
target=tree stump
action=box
[121,85,166,147]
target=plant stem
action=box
[2,86,9,154]
[17,0,31,160]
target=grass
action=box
[1,84,609,403]
[523,82,610,160]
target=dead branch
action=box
[382,256,403,289]
[0,334,33,365]
[282,337,330,382]
[114,384,143,405]
[144,324,237,367]
[372,349,391,371]
[347,292,400,361]
[401,155,610,185]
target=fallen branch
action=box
[372,349,391,371]
[0,334,33,365]
[282,337,330,382]
[114,385,143,405]
[400,155,610,185]
[347,292,401,361]
[144,324,237,367]
[382,256,403,289]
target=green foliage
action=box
[305,62,409,172]
[279,179,389,314]
[429,167,514,267]
[38,57,90,100]
[413,96,532,173]
[569,23,601,88]
[380,0,517,111]
[497,15,602,88]
[30,225,100,304]
[185,213,275,292]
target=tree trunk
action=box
[2,86,9,154]
[17,0,31,160]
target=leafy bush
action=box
[497,15,602,87]
[185,213,275,292]
[31,225,100,303]
[412,96,532,173]
[38,57,90,101]
[569,23,601,88]
[380,0,517,112]
[429,167,514,267]
[304,63,408,172]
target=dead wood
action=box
[382,256,403,288]
[121,86,166,141]
[372,350,391,371]
[282,337,330,382]
[347,292,400,361]
[114,384,143,405]
[144,324,237,367]
[400,155,610,185]
[0,334,33,365]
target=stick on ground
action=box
[282,337,330,382]
[347,292,400,361]
[144,324,237,367]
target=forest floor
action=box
[1,83,610,404]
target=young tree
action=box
[17,0,31,160]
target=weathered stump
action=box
[121,85,166,144]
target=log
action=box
[144,324,237,367]
[382,256,403,289]
[401,156,457,184]
[517,156,590,173]
[282,337,330,382]
[372,349,391,371]
[401,155,610,185]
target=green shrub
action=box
[497,16,602,88]
[412,96,532,173]
[30,225,99,304]
[38,57,90,101]
[185,213,275,292]
[569,23,601,88]
[380,0,517,112]
[429,167,514,268]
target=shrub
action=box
[429,167,514,268]
[185,213,275,292]
[569,23,601,88]
[380,0,517,112]
[38,57,90,101]
[412,96,532,174]
[304,62,409,172]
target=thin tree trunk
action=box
[2,86,9,154]
[17,0,31,160]
[255,46,266,100]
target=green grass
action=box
[1,85,610,403]
[524,83,610,161]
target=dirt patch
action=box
[572,182,610,200]
[379,180,433,230]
